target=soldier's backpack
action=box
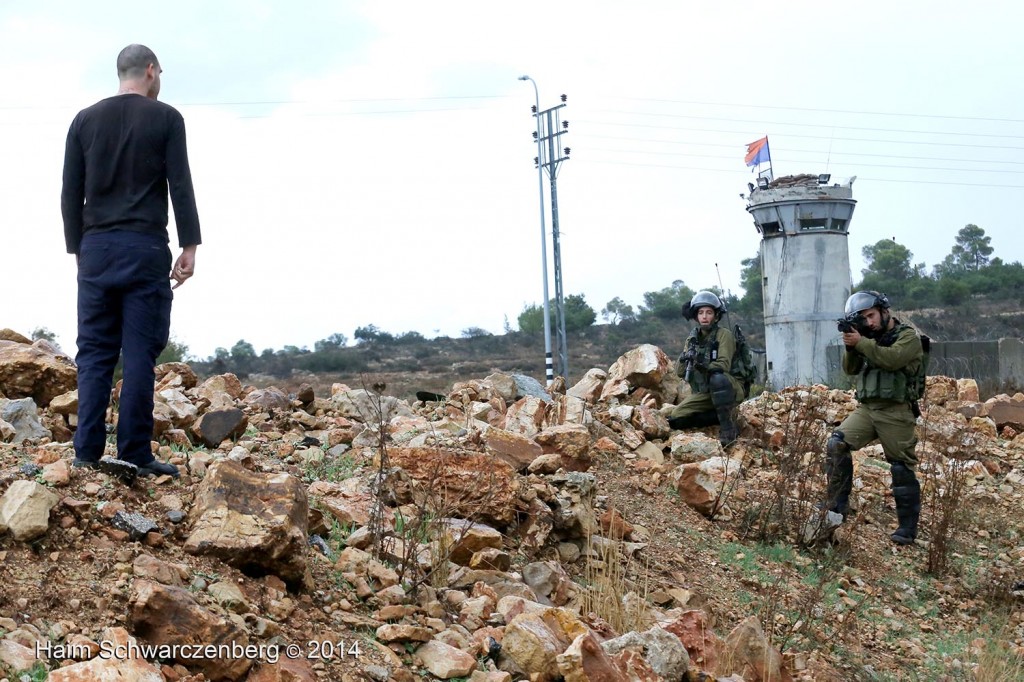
[730,325,760,391]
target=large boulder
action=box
[979,395,1024,431]
[388,447,523,529]
[130,580,253,681]
[191,407,248,448]
[502,396,550,437]
[332,388,414,422]
[244,387,292,411]
[0,480,59,541]
[0,398,50,443]
[309,476,393,529]
[155,362,199,390]
[47,627,164,681]
[601,626,690,680]
[671,456,744,518]
[185,460,309,589]
[485,428,544,471]
[0,338,77,407]
[600,345,670,402]
[567,369,607,404]
[721,616,791,682]
[662,609,722,671]
[502,607,589,680]
[535,423,593,472]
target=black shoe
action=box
[72,458,100,469]
[137,460,180,478]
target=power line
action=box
[575,120,1024,151]
[605,96,1024,125]
[583,159,1024,189]
[0,94,506,111]
[586,147,1024,174]
[594,109,1024,140]
[581,134,1024,166]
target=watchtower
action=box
[745,174,857,388]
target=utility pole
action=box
[541,95,571,381]
[518,75,554,385]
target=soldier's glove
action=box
[679,350,706,371]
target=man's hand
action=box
[842,329,862,348]
[680,349,706,371]
[171,245,197,290]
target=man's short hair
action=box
[116,44,159,80]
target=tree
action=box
[858,239,923,299]
[395,330,425,344]
[30,326,57,343]
[354,324,394,344]
[314,332,348,352]
[562,294,597,331]
[230,339,256,359]
[734,254,763,315]
[518,304,544,335]
[861,240,915,282]
[518,294,596,334]
[157,336,190,364]
[461,327,492,338]
[640,280,694,320]
[948,224,993,272]
[601,297,636,325]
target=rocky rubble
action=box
[1,332,1023,680]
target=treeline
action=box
[180,223,1019,380]
[856,224,1024,306]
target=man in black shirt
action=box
[61,44,201,478]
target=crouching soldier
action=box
[826,291,925,545]
[668,291,745,447]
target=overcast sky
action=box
[3,1,1021,359]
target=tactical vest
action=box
[854,323,923,403]
[685,325,751,393]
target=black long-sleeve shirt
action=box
[61,94,202,254]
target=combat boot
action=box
[825,454,853,517]
[890,462,921,545]
[891,483,920,545]
[716,406,738,447]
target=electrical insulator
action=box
[532,131,538,139]
[531,105,537,113]
[560,94,567,102]
[564,147,571,156]
[533,157,539,166]
[562,120,569,129]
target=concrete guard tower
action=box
[745,174,856,388]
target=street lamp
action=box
[518,75,553,385]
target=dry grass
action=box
[740,389,831,544]
[579,530,651,635]
[918,414,973,576]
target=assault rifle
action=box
[837,313,867,334]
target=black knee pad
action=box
[826,430,850,459]
[890,462,918,487]
[708,371,735,409]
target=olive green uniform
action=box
[826,318,924,545]
[669,324,746,419]
[838,322,923,467]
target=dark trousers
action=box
[74,230,172,465]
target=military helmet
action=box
[690,290,726,314]
[845,290,890,316]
